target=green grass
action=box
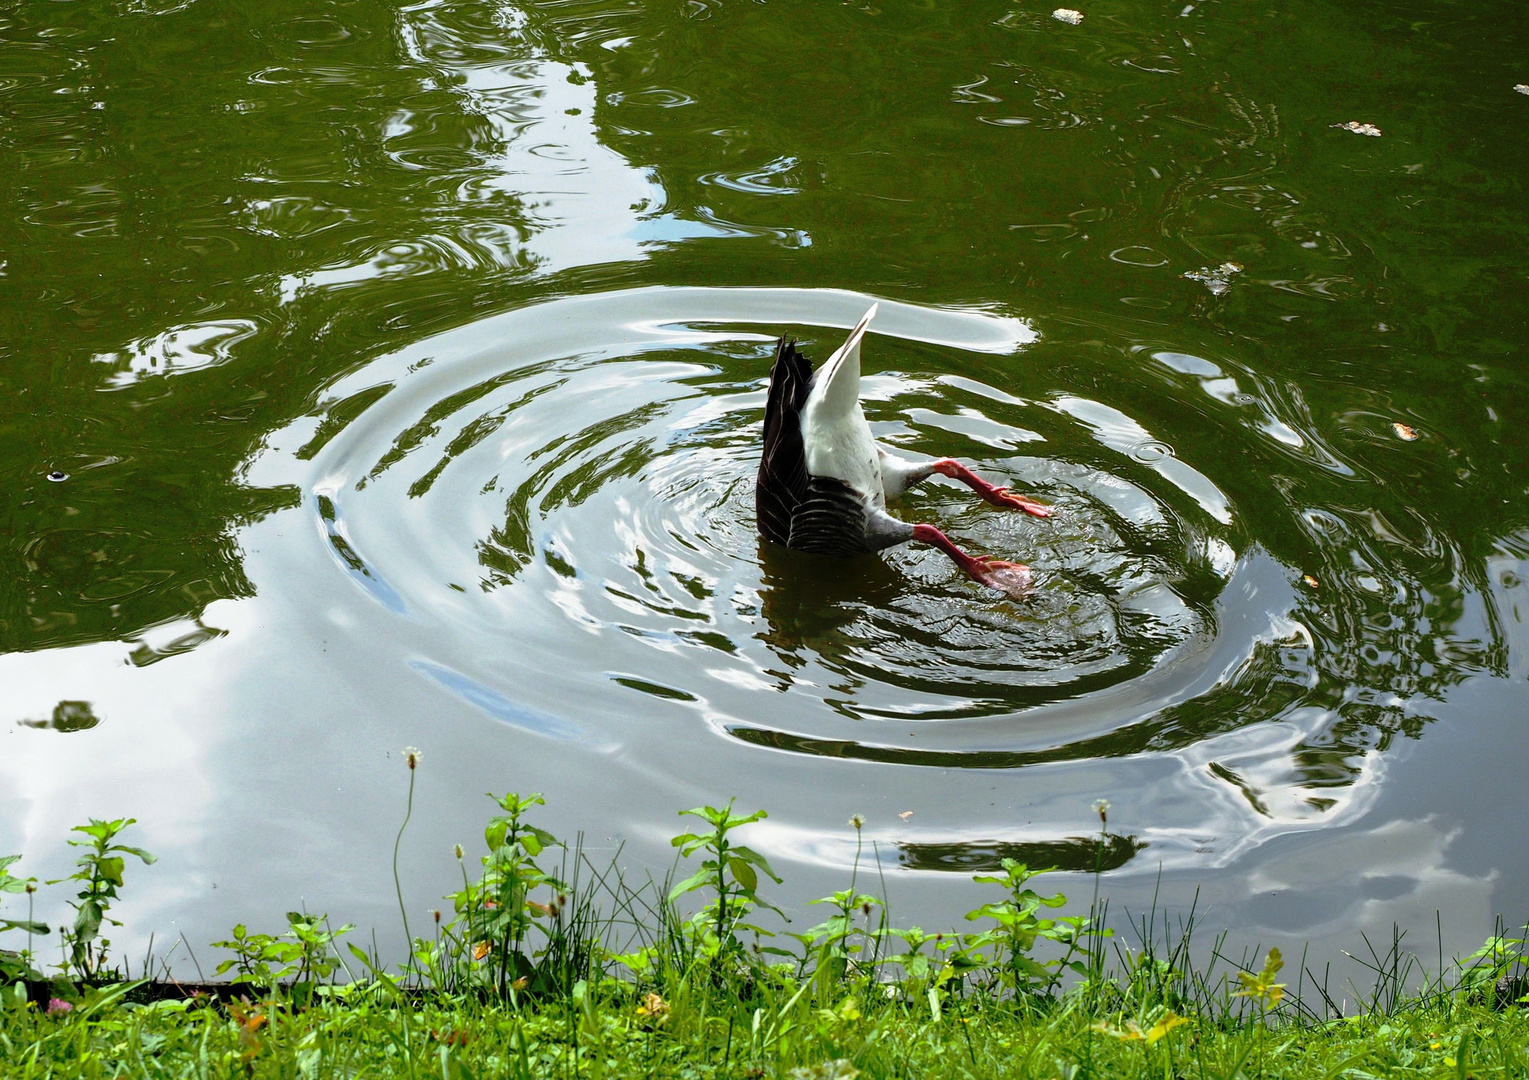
[1,981,1527,1079]
[3,778,1527,1079]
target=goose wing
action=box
[756,335,813,546]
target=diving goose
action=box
[755,304,1050,597]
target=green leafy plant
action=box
[798,887,884,983]
[445,792,566,995]
[1233,946,1286,1013]
[47,818,155,981]
[879,925,958,1007]
[669,801,782,968]
[1,854,49,983]
[285,912,353,988]
[960,859,1072,995]
[794,814,886,993]
[212,924,302,989]
[1459,932,1528,1004]
[212,913,353,993]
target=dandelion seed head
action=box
[848,814,866,830]
[1092,798,1110,824]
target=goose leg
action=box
[930,459,1052,517]
[911,523,1032,598]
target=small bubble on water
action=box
[1130,440,1174,462]
[46,470,68,482]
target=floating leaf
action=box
[1052,8,1084,23]
[1183,262,1243,296]
[1333,121,1382,136]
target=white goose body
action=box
[799,305,885,511]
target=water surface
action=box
[2,0,1527,974]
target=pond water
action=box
[3,0,1527,978]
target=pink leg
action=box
[932,459,1051,517]
[912,523,1032,598]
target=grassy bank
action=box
[3,758,1527,1078]
[3,983,1528,1079]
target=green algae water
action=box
[2,0,1527,967]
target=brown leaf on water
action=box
[1392,422,1419,441]
[1302,574,1319,589]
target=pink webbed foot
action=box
[983,487,1053,518]
[967,556,1033,599]
[931,459,1052,518]
[911,524,1033,599]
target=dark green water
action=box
[3,0,1527,965]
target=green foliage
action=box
[797,888,884,983]
[46,818,156,981]
[1234,946,1287,1011]
[0,854,48,983]
[960,858,1111,998]
[1458,932,1528,1003]
[667,801,781,967]
[435,792,569,995]
[0,976,1525,1080]
[4,790,1529,1080]
[212,913,353,992]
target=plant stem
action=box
[394,766,417,973]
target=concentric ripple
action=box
[288,287,1294,767]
